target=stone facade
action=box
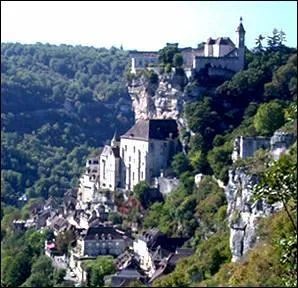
[231,136,271,162]
[99,135,121,191]
[78,157,100,203]
[81,226,132,257]
[120,119,180,191]
[78,119,180,200]
[129,19,246,76]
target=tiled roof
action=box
[121,119,178,141]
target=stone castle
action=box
[129,18,246,78]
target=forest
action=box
[1,43,133,206]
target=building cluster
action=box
[13,118,186,286]
[129,19,246,78]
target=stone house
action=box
[80,225,132,257]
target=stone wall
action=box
[194,55,244,74]
[232,136,271,162]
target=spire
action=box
[111,130,119,147]
[236,16,246,33]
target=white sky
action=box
[1,1,297,50]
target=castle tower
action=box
[236,17,246,70]
[236,17,246,48]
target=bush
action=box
[253,101,285,136]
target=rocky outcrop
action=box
[127,72,186,123]
[225,168,282,262]
[271,131,295,160]
[226,131,295,262]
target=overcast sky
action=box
[1,1,297,50]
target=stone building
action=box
[231,136,271,162]
[129,18,246,76]
[99,133,121,191]
[78,155,100,204]
[80,226,132,257]
[120,119,180,191]
[77,119,180,209]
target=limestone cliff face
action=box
[225,168,282,262]
[225,131,295,262]
[127,72,186,124]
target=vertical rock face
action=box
[225,131,295,262]
[225,168,282,262]
[270,131,295,160]
[127,73,185,123]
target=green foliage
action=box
[171,152,190,175]
[108,212,123,225]
[21,255,54,287]
[83,256,116,287]
[133,181,163,209]
[1,43,133,206]
[173,53,184,67]
[253,101,285,136]
[207,142,232,183]
[158,43,180,66]
[254,153,297,231]
[264,54,297,101]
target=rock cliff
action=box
[127,71,186,125]
[225,168,282,262]
[225,131,295,262]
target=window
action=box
[133,146,136,153]
[141,172,144,179]
[125,145,127,151]
[129,156,131,162]
[132,172,135,181]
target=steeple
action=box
[111,130,120,147]
[236,17,245,48]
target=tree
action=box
[253,152,297,286]
[171,152,190,175]
[173,53,184,67]
[1,251,32,287]
[253,101,285,136]
[133,181,163,209]
[84,256,116,287]
[158,43,180,66]
[254,34,265,53]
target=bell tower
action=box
[236,17,245,48]
[236,17,246,70]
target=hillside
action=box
[1,43,134,205]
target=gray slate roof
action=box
[121,119,178,141]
